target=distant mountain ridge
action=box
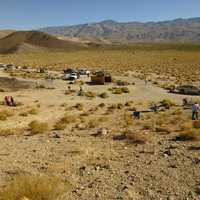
[40,17,200,43]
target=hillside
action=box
[40,18,200,43]
[0,30,14,39]
[0,31,85,53]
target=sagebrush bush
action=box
[160,99,175,109]
[175,129,200,141]
[193,120,200,129]
[125,130,149,144]
[99,92,109,98]
[0,128,24,137]
[28,120,49,135]
[0,110,14,121]
[0,174,70,200]
[53,114,77,130]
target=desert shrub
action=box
[99,92,109,98]
[125,101,132,107]
[60,103,68,107]
[85,91,96,98]
[142,121,155,131]
[112,88,123,94]
[36,84,46,89]
[16,102,24,107]
[53,114,77,130]
[180,121,193,131]
[98,103,106,108]
[110,87,130,94]
[155,126,171,134]
[80,111,90,117]
[0,88,6,92]
[27,108,38,115]
[19,108,38,117]
[28,120,49,135]
[19,112,28,117]
[160,99,175,109]
[109,104,118,109]
[53,120,67,130]
[0,101,5,105]
[175,129,200,141]
[116,80,130,86]
[87,119,100,129]
[74,103,84,111]
[79,91,96,98]
[0,128,24,137]
[125,130,149,144]
[123,113,134,126]
[121,87,130,93]
[193,120,200,129]
[0,174,70,200]
[117,103,124,109]
[0,110,14,121]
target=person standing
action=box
[192,102,200,120]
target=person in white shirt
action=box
[192,102,200,120]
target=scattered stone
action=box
[51,132,60,138]
[91,128,108,137]
[75,124,87,130]
[113,133,126,140]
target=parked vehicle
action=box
[62,72,78,80]
[78,69,90,75]
[69,73,78,80]
[176,85,200,95]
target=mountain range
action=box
[40,18,200,43]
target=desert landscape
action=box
[0,15,200,200]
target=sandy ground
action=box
[0,70,199,200]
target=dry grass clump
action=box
[0,128,24,137]
[0,174,70,200]
[53,114,77,130]
[79,91,96,98]
[125,101,133,107]
[160,99,175,109]
[0,110,14,121]
[175,129,200,141]
[28,120,49,135]
[87,119,100,129]
[74,103,84,111]
[98,103,106,108]
[117,103,124,109]
[180,121,193,131]
[193,120,200,129]
[174,121,200,141]
[125,130,149,144]
[19,108,38,117]
[110,87,130,94]
[155,126,171,134]
[0,88,6,92]
[123,113,134,126]
[142,120,155,131]
[99,92,109,98]
[115,80,130,86]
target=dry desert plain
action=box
[0,45,199,200]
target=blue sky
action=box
[0,0,200,29]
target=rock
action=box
[75,124,86,130]
[92,128,108,137]
[163,149,172,156]
[113,133,126,140]
[51,132,60,138]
